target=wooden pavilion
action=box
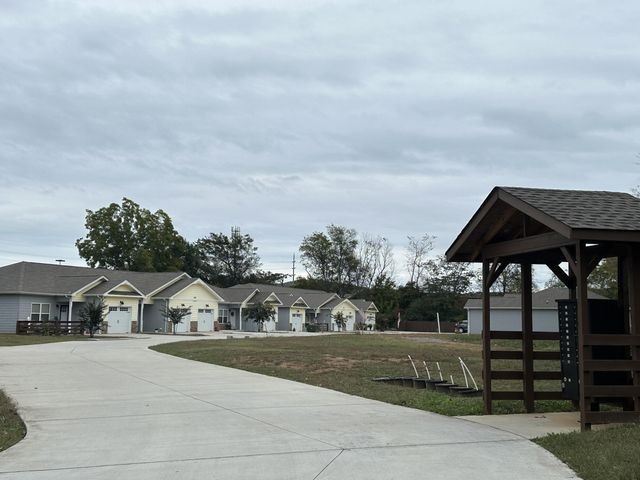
[446,186,640,431]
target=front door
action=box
[59,305,69,322]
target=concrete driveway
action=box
[0,335,578,479]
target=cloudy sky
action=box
[2,0,640,282]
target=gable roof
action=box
[213,287,258,304]
[0,262,185,296]
[464,287,607,310]
[446,187,640,262]
[320,297,358,310]
[350,299,379,312]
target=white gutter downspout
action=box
[139,298,144,333]
[68,297,74,333]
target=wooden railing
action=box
[16,320,85,336]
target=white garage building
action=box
[464,287,605,333]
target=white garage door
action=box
[198,309,214,332]
[174,313,190,333]
[290,313,303,332]
[107,306,131,334]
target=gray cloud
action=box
[1,0,640,280]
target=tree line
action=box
[75,198,618,325]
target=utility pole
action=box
[291,253,296,282]
[55,259,65,265]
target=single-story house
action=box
[0,261,222,334]
[464,287,606,333]
[350,299,379,330]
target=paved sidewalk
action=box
[0,335,579,479]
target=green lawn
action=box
[0,390,25,452]
[152,333,573,416]
[0,333,115,347]
[535,425,640,480]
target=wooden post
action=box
[482,259,492,414]
[576,241,591,431]
[521,262,534,412]
[628,247,640,414]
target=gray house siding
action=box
[277,308,290,331]
[143,300,167,332]
[467,308,559,334]
[0,295,20,333]
[0,294,62,333]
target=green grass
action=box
[0,390,25,452]
[0,333,94,347]
[535,425,640,480]
[152,333,574,416]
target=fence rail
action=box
[16,320,85,336]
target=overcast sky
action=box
[2,0,640,282]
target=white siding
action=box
[467,308,559,334]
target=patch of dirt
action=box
[321,355,361,369]
[273,361,307,370]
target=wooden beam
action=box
[482,260,492,414]
[482,232,573,260]
[486,261,509,289]
[522,262,534,413]
[546,263,575,289]
[470,208,517,261]
[561,246,578,276]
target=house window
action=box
[31,303,50,321]
[218,308,229,323]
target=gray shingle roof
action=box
[214,287,257,304]
[502,187,640,231]
[299,292,339,309]
[248,291,283,305]
[229,283,329,295]
[350,299,378,312]
[0,262,185,296]
[464,287,606,310]
[152,278,200,299]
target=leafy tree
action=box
[492,264,522,294]
[589,258,617,299]
[300,225,359,295]
[404,293,464,322]
[423,255,477,295]
[368,275,399,317]
[332,311,348,331]
[161,305,192,335]
[76,198,187,272]
[244,303,275,332]
[78,298,108,338]
[197,228,261,287]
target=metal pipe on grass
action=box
[408,355,419,378]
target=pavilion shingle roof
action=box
[502,187,640,231]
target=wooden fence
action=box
[16,320,85,336]
[398,320,456,333]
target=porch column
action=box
[575,241,591,431]
[482,259,492,414]
[239,307,243,331]
[521,262,534,412]
[628,247,640,414]
[139,299,144,334]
